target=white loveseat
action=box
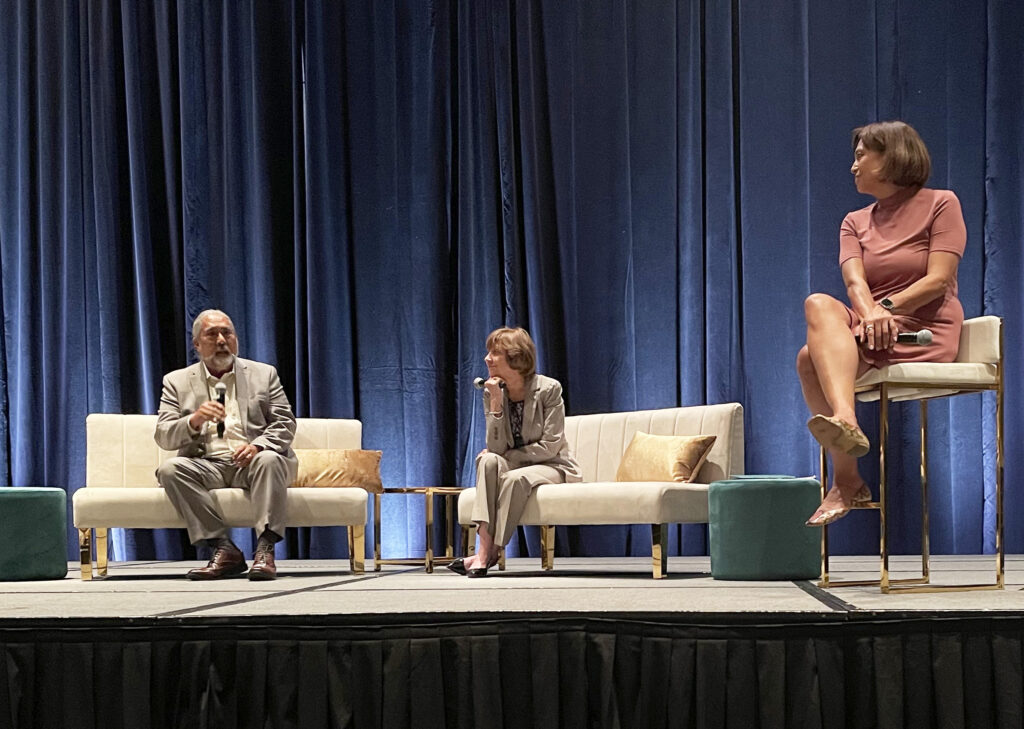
[72,414,368,579]
[458,403,744,578]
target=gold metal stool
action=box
[819,316,1004,593]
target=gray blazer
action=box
[154,357,298,463]
[483,373,582,482]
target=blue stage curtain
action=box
[1,0,1021,561]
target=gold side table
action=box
[373,487,463,573]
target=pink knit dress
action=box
[839,186,967,367]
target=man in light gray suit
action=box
[155,309,298,580]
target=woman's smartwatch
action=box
[879,298,896,312]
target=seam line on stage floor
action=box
[794,580,856,612]
[154,568,418,618]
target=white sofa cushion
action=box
[73,487,367,529]
[566,404,742,484]
[516,481,712,525]
[85,414,362,488]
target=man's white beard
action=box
[208,352,235,371]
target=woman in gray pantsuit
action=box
[449,327,582,577]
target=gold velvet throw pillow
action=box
[615,432,717,483]
[291,449,384,493]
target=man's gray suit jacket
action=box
[155,357,297,464]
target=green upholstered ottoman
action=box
[709,476,820,580]
[0,487,68,580]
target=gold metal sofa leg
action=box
[96,528,109,577]
[424,489,435,573]
[373,493,381,571]
[652,524,667,579]
[79,528,93,581]
[349,525,365,574]
[541,526,555,570]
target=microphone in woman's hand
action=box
[856,329,933,345]
[905,329,934,345]
[473,377,507,390]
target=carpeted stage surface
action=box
[2,556,1021,728]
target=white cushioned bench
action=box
[458,403,744,578]
[72,414,368,579]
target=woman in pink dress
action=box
[797,121,967,526]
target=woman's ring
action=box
[866,325,874,330]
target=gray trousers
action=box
[156,451,296,545]
[472,452,563,547]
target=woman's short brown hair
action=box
[485,327,536,377]
[852,120,931,187]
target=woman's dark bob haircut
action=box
[852,120,931,187]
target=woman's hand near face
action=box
[859,304,897,351]
[484,377,505,406]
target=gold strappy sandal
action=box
[805,484,873,527]
[807,415,870,457]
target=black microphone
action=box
[473,377,507,390]
[214,382,226,438]
[856,329,933,345]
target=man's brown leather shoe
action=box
[187,544,247,580]
[248,547,277,581]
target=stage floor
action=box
[1,554,1019,621]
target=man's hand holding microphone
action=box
[188,400,226,432]
[187,383,260,467]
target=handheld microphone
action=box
[856,329,933,345]
[214,382,226,438]
[473,377,507,390]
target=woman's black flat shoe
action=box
[467,566,489,578]
[446,558,467,576]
